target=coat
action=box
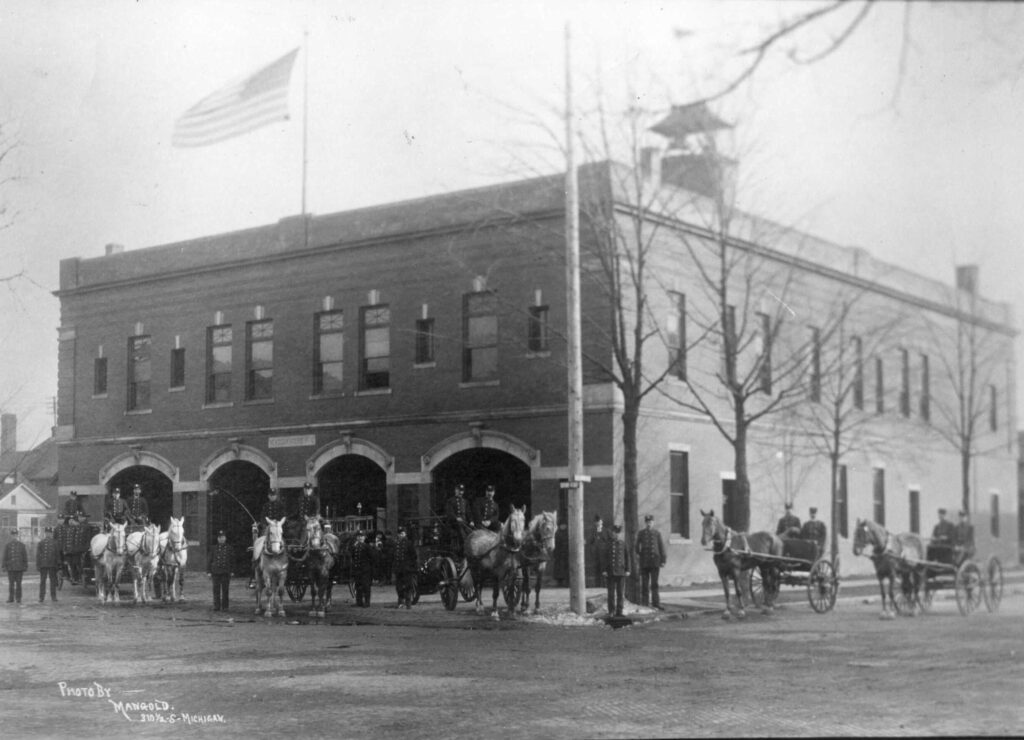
[392,537,418,575]
[126,495,149,524]
[444,495,468,524]
[261,497,287,522]
[62,497,85,518]
[207,542,234,575]
[776,513,802,536]
[107,497,128,522]
[2,540,28,572]
[472,496,500,528]
[295,493,320,520]
[602,536,632,577]
[800,520,827,551]
[635,527,666,569]
[350,540,377,575]
[932,519,956,543]
[36,536,61,569]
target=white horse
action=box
[159,516,189,603]
[253,517,288,618]
[89,522,128,604]
[127,522,163,604]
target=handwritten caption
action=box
[58,681,225,725]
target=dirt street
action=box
[1,576,1022,738]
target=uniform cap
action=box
[809,507,818,514]
[594,514,603,522]
[133,484,141,492]
[455,484,465,493]
[70,490,78,496]
[217,530,226,537]
[644,514,654,522]
[485,484,495,493]
[112,488,120,494]
[612,524,623,533]
[958,510,968,518]
[938,508,947,515]
[304,482,313,489]
[9,528,18,535]
[44,526,53,533]
[784,502,793,510]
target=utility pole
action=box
[564,22,588,615]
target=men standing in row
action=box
[350,530,377,607]
[800,507,827,554]
[602,524,631,618]
[36,526,61,604]
[392,526,418,609]
[473,484,500,532]
[635,514,666,610]
[207,530,234,612]
[776,503,801,537]
[3,529,27,605]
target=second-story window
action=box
[851,336,864,410]
[206,325,232,403]
[94,357,108,396]
[919,353,930,421]
[809,326,821,402]
[757,311,772,394]
[246,320,274,400]
[668,292,686,381]
[463,291,497,382]
[127,335,151,411]
[314,311,344,395]
[899,348,910,417]
[170,348,186,389]
[528,306,549,352]
[360,305,390,389]
[875,357,885,414]
[415,318,435,364]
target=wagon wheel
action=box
[439,557,460,611]
[286,581,307,602]
[458,563,476,602]
[409,578,420,606]
[982,556,1003,613]
[807,558,838,613]
[744,568,765,608]
[954,561,982,616]
[502,568,523,609]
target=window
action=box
[314,311,344,395]
[899,348,910,417]
[722,477,739,531]
[919,354,930,421]
[170,348,185,389]
[909,488,920,534]
[851,337,864,410]
[360,305,390,389]
[757,312,772,394]
[127,335,151,411]
[836,465,848,538]
[667,292,687,380]
[809,327,821,402]
[874,357,884,414]
[991,493,1000,537]
[246,320,274,400]
[989,385,998,431]
[872,468,886,525]
[527,306,549,352]
[94,357,108,396]
[414,318,435,364]
[463,292,497,382]
[670,450,690,537]
[206,325,232,403]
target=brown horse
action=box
[700,510,782,620]
[852,518,925,619]
[465,505,526,619]
[300,517,342,617]
[518,511,558,615]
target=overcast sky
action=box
[1,0,1022,448]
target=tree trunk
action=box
[622,401,640,603]
[961,448,971,515]
[733,409,750,532]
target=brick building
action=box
[54,157,1017,581]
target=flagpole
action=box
[301,30,310,250]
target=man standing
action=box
[350,530,377,607]
[444,483,469,555]
[126,484,149,527]
[800,507,827,554]
[206,530,233,612]
[635,514,666,609]
[776,503,801,537]
[3,528,28,605]
[472,484,501,532]
[588,515,610,588]
[602,524,631,618]
[36,526,61,604]
[391,526,419,609]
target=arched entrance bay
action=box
[208,461,270,575]
[107,467,173,530]
[431,448,531,521]
[316,454,386,529]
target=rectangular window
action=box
[873,467,886,526]
[991,493,1000,537]
[920,354,930,421]
[127,335,151,411]
[314,311,344,395]
[899,348,910,417]
[360,305,391,389]
[989,385,998,431]
[94,357,108,396]
[722,477,739,531]
[809,326,821,402]
[463,292,498,382]
[909,488,920,534]
[527,306,549,352]
[837,464,848,538]
[246,320,274,400]
[875,357,884,414]
[170,347,185,389]
[851,336,864,410]
[757,312,772,394]
[206,325,232,403]
[670,450,690,537]
[414,318,435,364]
[668,292,687,381]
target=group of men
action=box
[775,504,828,552]
[2,526,62,605]
[588,514,668,618]
[442,483,502,553]
[929,507,975,563]
[105,484,151,528]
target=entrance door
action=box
[208,461,269,576]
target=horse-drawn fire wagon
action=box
[745,536,841,614]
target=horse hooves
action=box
[880,612,894,621]
[490,612,500,621]
[761,607,773,616]
[736,610,747,619]
[263,611,273,618]
[533,608,541,616]
[720,611,731,621]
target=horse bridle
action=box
[106,529,126,555]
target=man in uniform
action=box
[36,526,61,604]
[800,507,827,554]
[588,515,610,588]
[260,489,287,529]
[125,484,149,528]
[929,507,957,562]
[3,528,28,604]
[776,503,801,537]
[350,530,377,607]
[635,514,667,609]
[62,490,85,520]
[391,526,419,609]
[444,483,469,556]
[206,530,234,612]
[472,484,501,532]
[106,487,128,528]
[954,510,976,564]
[602,524,631,618]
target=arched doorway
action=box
[107,467,173,530]
[431,448,531,521]
[316,455,386,526]
[209,461,270,576]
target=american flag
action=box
[172,48,299,148]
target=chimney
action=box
[1,413,16,455]
[105,243,124,256]
[956,265,978,295]
[640,147,662,185]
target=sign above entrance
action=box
[268,434,316,449]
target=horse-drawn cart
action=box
[745,538,841,614]
[917,543,1003,617]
